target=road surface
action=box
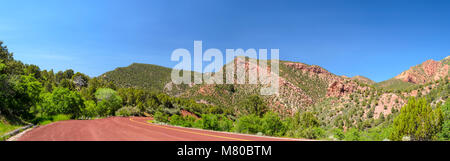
[17,117,305,141]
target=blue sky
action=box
[1,0,449,82]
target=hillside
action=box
[351,75,375,85]
[178,58,371,116]
[100,56,449,131]
[100,63,196,95]
[393,58,449,84]
[101,63,172,91]
[376,57,449,90]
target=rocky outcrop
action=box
[284,62,368,98]
[394,59,449,84]
[326,80,357,97]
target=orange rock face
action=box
[395,59,449,84]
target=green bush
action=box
[52,114,72,122]
[37,87,84,117]
[389,97,443,141]
[115,106,141,116]
[261,112,286,136]
[345,128,361,141]
[218,118,233,132]
[94,88,122,116]
[235,114,263,134]
[300,127,326,139]
[153,111,169,123]
[438,99,450,140]
[31,114,72,125]
[82,100,98,117]
[240,95,267,117]
[169,114,185,126]
[285,111,324,139]
[332,129,345,140]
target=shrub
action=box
[240,95,267,117]
[345,128,361,141]
[332,128,345,140]
[218,118,233,132]
[37,87,84,117]
[82,100,98,117]
[438,99,450,140]
[169,114,184,126]
[95,88,122,116]
[52,114,72,122]
[153,111,169,123]
[390,97,443,141]
[292,127,326,139]
[235,114,263,134]
[261,112,286,136]
[115,106,141,116]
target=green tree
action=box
[438,98,450,140]
[389,97,443,141]
[261,112,286,136]
[72,72,89,90]
[235,114,263,134]
[7,75,42,118]
[299,112,320,128]
[286,112,323,139]
[240,95,267,117]
[82,100,97,117]
[38,87,84,117]
[154,111,169,123]
[95,88,123,116]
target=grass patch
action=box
[376,79,417,91]
[0,123,22,136]
[31,114,72,125]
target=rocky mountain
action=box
[394,57,449,84]
[376,57,449,90]
[101,56,449,128]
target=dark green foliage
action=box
[261,112,286,136]
[7,75,43,118]
[1,44,43,119]
[154,111,169,123]
[240,95,267,117]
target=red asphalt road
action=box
[17,117,305,141]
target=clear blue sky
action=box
[1,0,449,82]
